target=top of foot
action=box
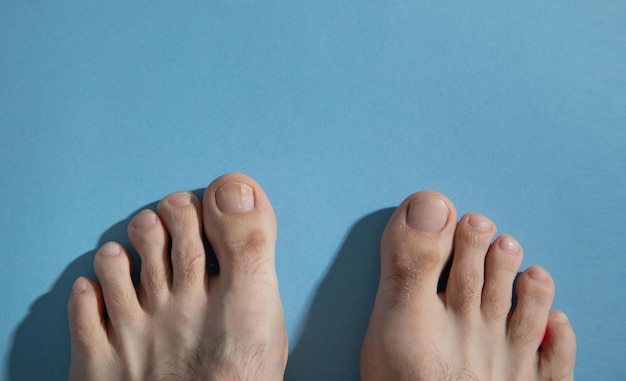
[361,191,576,381]
[68,173,288,381]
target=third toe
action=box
[481,234,523,321]
[128,209,172,306]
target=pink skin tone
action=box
[361,191,576,380]
[68,174,576,380]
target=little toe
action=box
[377,191,457,310]
[157,191,207,292]
[446,213,496,315]
[507,265,555,357]
[539,311,577,381]
[481,234,523,321]
[93,242,141,325]
[128,209,171,309]
[68,277,107,358]
[202,173,278,283]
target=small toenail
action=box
[132,211,156,228]
[528,266,548,281]
[100,243,120,256]
[499,236,520,252]
[552,311,569,323]
[407,197,449,233]
[216,182,254,214]
[467,214,492,232]
[168,192,192,206]
[71,279,89,294]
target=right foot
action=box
[68,173,288,380]
[361,191,576,380]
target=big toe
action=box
[203,173,278,284]
[377,191,457,311]
[203,173,286,366]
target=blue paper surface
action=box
[1,1,625,379]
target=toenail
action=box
[168,192,192,206]
[528,266,549,281]
[216,182,254,214]
[499,236,520,252]
[407,196,449,233]
[552,311,569,323]
[71,278,89,294]
[132,211,156,228]
[467,214,492,232]
[100,243,120,256]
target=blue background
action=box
[1,1,624,380]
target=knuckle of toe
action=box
[225,228,271,273]
[387,246,441,282]
[142,266,168,293]
[72,325,101,358]
[461,230,488,249]
[482,291,510,320]
[109,293,139,322]
[509,318,536,346]
[175,241,205,272]
[456,269,481,301]
[388,257,429,289]
[179,254,205,284]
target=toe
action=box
[202,173,278,283]
[157,191,207,292]
[538,311,577,381]
[481,234,523,321]
[128,209,171,309]
[68,277,108,358]
[93,242,141,325]
[378,191,457,310]
[203,173,286,358]
[446,213,496,315]
[507,265,555,357]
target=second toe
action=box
[446,213,497,315]
[157,192,207,293]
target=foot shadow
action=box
[285,208,394,381]
[7,202,393,380]
[6,189,206,381]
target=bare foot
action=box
[361,191,576,381]
[68,173,287,380]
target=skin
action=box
[361,191,577,381]
[68,173,287,380]
[68,174,576,381]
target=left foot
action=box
[68,173,288,380]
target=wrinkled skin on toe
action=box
[361,191,576,381]
[68,173,288,381]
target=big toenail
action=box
[216,182,254,214]
[133,211,156,228]
[467,215,492,231]
[407,197,449,233]
[168,193,192,206]
[100,243,120,256]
